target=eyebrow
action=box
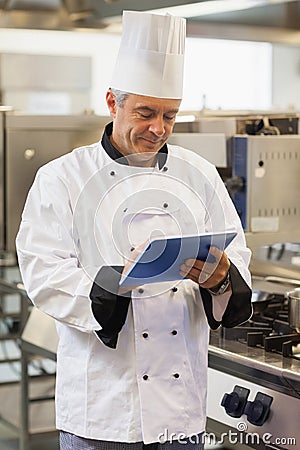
[133,106,179,114]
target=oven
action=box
[207,288,300,450]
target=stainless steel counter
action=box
[209,330,300,397]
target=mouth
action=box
[140,137,163,147]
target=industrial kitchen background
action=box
[0,1,300,450]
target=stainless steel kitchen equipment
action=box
[20,304,57,450]
[230,135,300,235]
[236,115,300,135]
[168,133,227,167]
[287,288,300,333]
[0,109,109,254]
[174,112,300,136]
[173,116,300,250]
[207,281,300,450]
[172,114,300,449]
[0,53,92,114]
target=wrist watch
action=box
[207,271,230,296]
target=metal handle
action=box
[0,278,27,296]
[264,276,300,287]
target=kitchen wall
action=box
[0,27,299,114]
[182,37,272,111]
[272,43,300,111]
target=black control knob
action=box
[244,392,273,426]
[221,392,239,414]
[221,385,250,418]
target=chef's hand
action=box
[179,246,230,290]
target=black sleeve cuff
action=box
[200,261,252,330]
[89,266,131,349]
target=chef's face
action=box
[106,90,181,165]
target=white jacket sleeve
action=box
[16,168,101,333]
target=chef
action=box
[16,10,252,450]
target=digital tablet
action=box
[119,230,237,287]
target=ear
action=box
[106,90,117,118]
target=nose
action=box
[148,115,165,137]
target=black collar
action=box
[101,122,168,170]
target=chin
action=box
[139,151,157,159]
[135,147,156,156]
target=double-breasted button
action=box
[143,374,149,381]
[162,166,168,172]
[110,170,115,176]
[172,287,178,292]
[171,330,178,336]
[163,202,168,208]
[142,332,149,339]
[130,247,135,252]
[138,288,144,294]
[173,373,180,379]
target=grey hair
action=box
[110,88,130,107]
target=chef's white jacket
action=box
[16,135,252,444]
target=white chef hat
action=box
[110,10,186,99]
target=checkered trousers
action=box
[59,431,204,450]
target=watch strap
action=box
[207,271,230,296]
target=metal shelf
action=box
[20,340,56,450]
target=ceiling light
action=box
[148,0,296,18]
